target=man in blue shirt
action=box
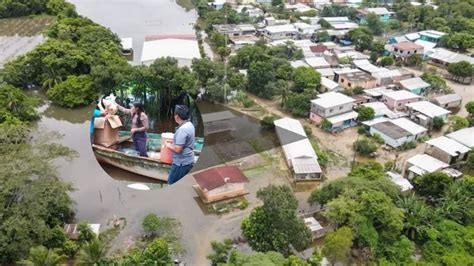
[165,105,195,185]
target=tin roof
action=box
[194,166,249,191]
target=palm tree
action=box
[75,239,107,265]
[397,194,432,242]
[19,246,66,266]
[42,67,63,90]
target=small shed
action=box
[433,94,462,109]
[64,224,100,240]
[193,166,249,203]
[387,171,413,192]
[304,217,326,239]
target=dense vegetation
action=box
[0,0,76,18]
[308,161,474,265]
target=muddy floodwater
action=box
[69,0,198,64]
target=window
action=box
[407,51,411,54]
[339,106,343,110]
[348,82,352,87]
[329,109,333,113]
[398,102,402,106]
[341,78,345,83]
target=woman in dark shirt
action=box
[118,102,149,157]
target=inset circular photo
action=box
[90,93,204,189]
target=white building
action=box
[263,24,297,41]
[405,154,449,179]
[390,117,427,139]
[428,48,474,67]
[369,120,415,148]
[406,101,451,127]
[305,57,331,69]
[387,171,413,192]
[426,136,471,164]
[320,76,342,92]
[274,117,322,180]
[141,38,200,67]
[446,127,474,148]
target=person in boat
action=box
[117,102,149,157]
[90,100,107,143]
[165,104,195,185]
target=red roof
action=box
[310,44,327,53]
[193,166,249,191]
[394,42,423,50]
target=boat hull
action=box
[93,145,170,181]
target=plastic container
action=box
[160,132,174,164]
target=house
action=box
[263,24,297,41]
[357,7,394,23]
[316,68,334,79]
[213,24,256,36]
[446,127,474,148]
[337,71,377,89]
[372,69,411,86]
[320,76,342,92]
[64,224,100,240]
[362,102,398,119]
[387,171,413,192]
[264,17,290,26]
[382,90,421,111]
[428,48,474,68]
[406,101,451,127]
[334,50,370,61]
[300,16,321,25]
[390,117,428,139]
[291,60,310,68]
[313,0,331,9]
[274,117,322,180]
[293,22,320,39]
[235,5,263,17]
[405,154,449,179]
[414,39,437,58]
[369,120,414,148]
[310,44,328,55]
[391,42,424,58]
[141,38,200,67]
[322,17,359,30]
[352,59,386,75]
[399,77,430,95]
[388,35,409,44]
[193,166,249,203]
[433,94,462,110]
[229,35,259,50]
[208,0,226,9]
[310,92,358,131]
[304,217,326,239]
[285,3,314,13]
[305,56,331,69]
[418,30,446,43]
[426,136,471,164]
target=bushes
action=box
[353,138,378,156]
[47,75,96,108]
[261,116,276,130]
[285,92,310,117]
[432,117,445,130]
[398,141,417,151]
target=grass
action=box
[0,16,55,36]
[207,197,249,215]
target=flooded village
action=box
[1,0,474,265]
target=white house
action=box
[369,120,414,148]
[390,117,428,139]
[426,136,471,164]
[433,94,462,109]
[446,127,474,149]
[399,77,431,95]
[293,22,320,39]
[428,48,474,67]
[405,154,449,179]
[320,76,342,92]
[274,117,322,180]
[310,92,358,132]
[305,57,331,69]
[263,24,298,41]
[406,101,451,127]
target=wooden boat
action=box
[92,131,204,181]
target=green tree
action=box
[365,13,384,35]
[19,246,66,266]
[379,56,394,67]
[241,185,312,255]
[445,32,474,52]
[75,240,106,265]
[248,60,276,99]
[285,92,311,117]
[448,61,474,83]
[313,31,330,42]
[432,116,445,130]
[0,84,39,124]
[421,72,449,93]
[353,138,377,155]
[207,239,233,265]
[465,101,474,117]
[405,54,423,68]
[140,238,172,265]
[357,106,375,122]
[143,214,162,237]
[77,222,95,245]
[293,66,321,92]
[347,27,373,52]
[397,194,432,241]
[413,171,453,201]
[46,75,96,108]
[322,227,353,264]
[449,116,469,131]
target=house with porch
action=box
[310,92,358,132]
[399,77,430,95]
[274,117,322,180]
[193,166,249,203]
[426,136,471,164]
[406,101,451,128]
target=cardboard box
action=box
[94,115,122,147]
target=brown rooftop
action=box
[193,166,249,191]
[310,44,327,53]
[394,42,423,50]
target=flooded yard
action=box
[0,16,54,67]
